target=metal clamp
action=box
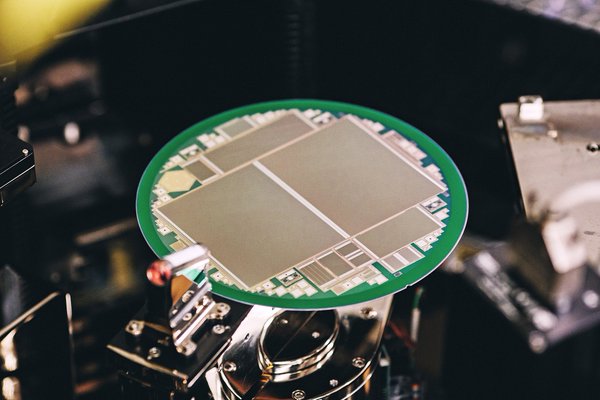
[145,244,217,356]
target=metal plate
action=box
[137,100,468,309]
[501,99,600,265]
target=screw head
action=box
[329,379,339,387]
[183,312,193,321]
[587,142,599,153]
[22,148,29,156]
[176,342,197,356]
[291,389,306,400]
[126,320,143,336]
[352,357,366,368]
[147,347,161,360]
[223,361,236,372]
[279,318,289,325]
[211,302,231,320]
[181,290,194,303]
[217,302,231,315]
[360,307,378,319]
[311,331,320,339]
[212,324,226,335]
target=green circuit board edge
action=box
[137,99,468,309]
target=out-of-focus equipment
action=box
[0,62,34,207]
[1,58,72,400]
[480,0,600,36]
[0,266,74,399]
[0,131,34,207]
[453,96,600,352]
[0,0,109,65]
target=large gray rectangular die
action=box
[261,117,444,235]
[158,165,343,288]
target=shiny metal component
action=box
[152,244,218,356]
[213,324,227,335]
[503,98,600,310]
[210,302,231,320]
[0,128,36,207]
[223,361,237,372]
[113,245,394,398]
[352,357,365,368]
[109,247,252,396]
[257,309,339,382]
[501,99,600,265]
[360,307,377,320]
[518,95,544,122]
[125,320,144,336]
[147,244,211,286]
[216,295,392,399]
[171,290,216,356]
[182,290,195,303]
[292,389,306,399]
[147,347,161,360]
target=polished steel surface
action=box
[216,295,392,399]
[257,309,339,381]
[501,99,600,265]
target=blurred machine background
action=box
[2,0,600,399]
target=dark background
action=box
[4,0,600,398]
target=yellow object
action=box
[0,0,108,63]
[158,170,198,193]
